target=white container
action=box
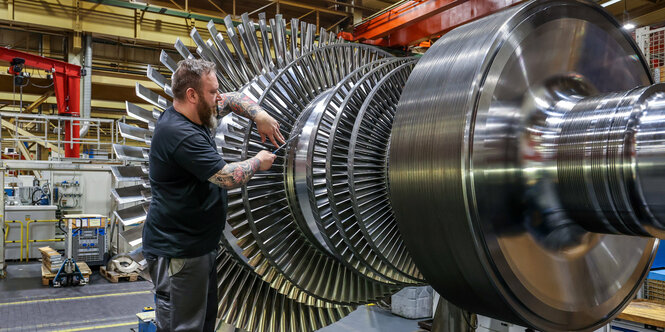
[391,286,434,319]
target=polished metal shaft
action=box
[555,85,665,238]
[390,1,661,330]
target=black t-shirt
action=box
[142,106,227,258]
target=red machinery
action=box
[0,46,81,158]
[341,0,524,47]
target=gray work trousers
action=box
[145,250,218,332]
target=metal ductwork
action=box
[112,1,665,331]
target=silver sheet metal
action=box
[111,165,148,183]
[128,246,146,267]
[125,102,158,124]
[114,203,149,226]
[159,50,177,73]
[113,144,148,162]
[146,65,173,98]
[118,122,152,145]
[174,38,194,60]
[111,184,151,205]
[119,223,144,248]
[136,83,172,110]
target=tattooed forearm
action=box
[208,157,261,189]
[217,92,264,120]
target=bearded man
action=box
[142,58,282,332]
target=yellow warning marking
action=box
[49,321,136,332]
[0,290,151,306]
[2,315,137,331]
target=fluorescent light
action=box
[623,23,636,30]
[602,0,621,7]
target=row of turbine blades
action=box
[219,44,402,306]
[111,13,422,332]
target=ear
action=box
[186,87,198,104]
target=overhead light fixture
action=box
[623,23,636,30]
[602,0,621,7]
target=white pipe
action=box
[79,34,92,138]
[0,165,5,277]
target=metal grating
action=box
[645,279,665,304]
[636,26,665,82]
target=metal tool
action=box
[272,133,299,154]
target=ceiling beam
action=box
[25,91,54,113]
[352,0,467,41]
[207,0,227,15]
[350,0,522,47]
[275,1,352,17]
[0,0,226,47]
[324,0,375,11]
[628,1,665,23]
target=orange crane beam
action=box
[343,0,524,47]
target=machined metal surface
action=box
[345,61,424,283]
[390,1,662,330]
[229,44,402,305]
[110,1,665,331]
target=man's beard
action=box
[197,98,218,131]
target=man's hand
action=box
[255,150,277,171]
[255,111,286,148]
[217,92,286,148]
[209,151,276,189]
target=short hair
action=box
[171,58,216,101]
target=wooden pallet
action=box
[41,261,91,286]
[100,266,140,283]
[618,299,665,328]
[418,319,433,331]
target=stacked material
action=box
[38,246,63,273]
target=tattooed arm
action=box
[218,92,286,148]
[208,158,260,189]
[217,92,263,119]
[208,151,276,189]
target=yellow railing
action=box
[3,220,24,261]
[3,219,64,261]
[26,219,62,261]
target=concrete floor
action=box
[319,305,424,332]
[0,262,426,332]
[0,262,154,332]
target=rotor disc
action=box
[389,1,658,330]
